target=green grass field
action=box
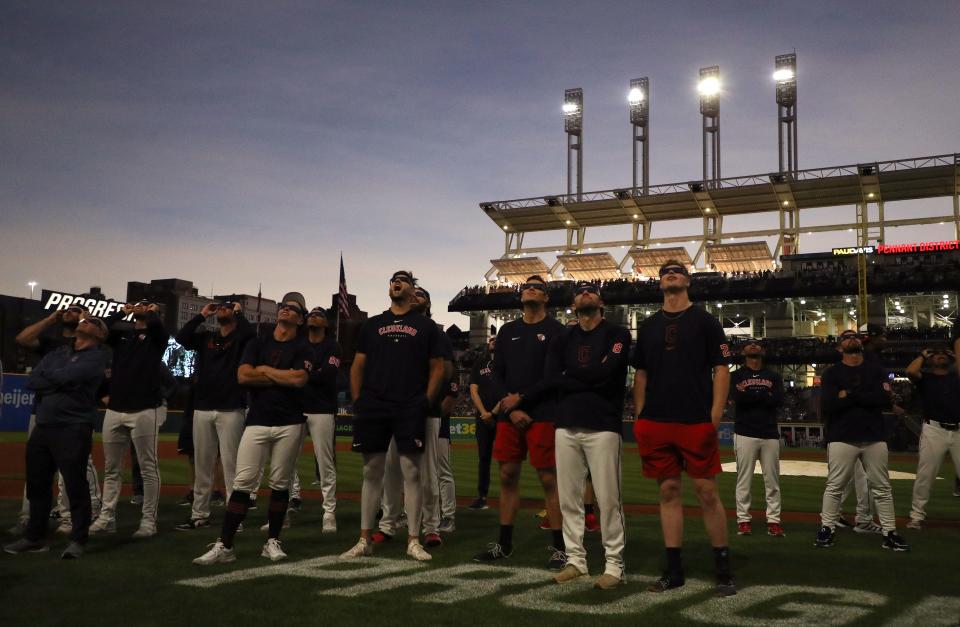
[2,434,959,626]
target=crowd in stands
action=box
[450,254,960,311]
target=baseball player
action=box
[814,329,909,551]
[12,304,101,536]
[631,260,736,597]
[89,300,169,539]
[339,271,444,562]
[3,315,109,559]
[411,286,455,548]
[524,282,631,589]
[730,340,785,537]
[193,293,313,564]
[468,336,500,510]
[905,347,960,529]
[474,274,566,570]
[301,306,343,533]
[174,300,254,530]
[437,378,458,534]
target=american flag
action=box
[337,254,350,319]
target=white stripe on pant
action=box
[820,441,897,533]
[232,425,304,493]
[420,417,442,535]
[190,409,245,521]
[99,408,162,526]
[437,436,456,521]
[733,434,782,524]
[909,421,960,522]
[555,427,626,579]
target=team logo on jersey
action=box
[70,355,79,363]
[479,366,492,376]
[304,360,313,372]
[578,346,592,365]
[138,334,146,341]
[537,334,546,342]
[882,382,891,392]
[664,324,678,351]
[378,324,419,337]
[414,438,423,449]
[328,356,341,368]
[612,342,623,354]
[450,382,459,393]
[720,343,731,358]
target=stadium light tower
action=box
[563,88,583,201]
[775,52,798,175]
[698,66,721,186]
[629,78,649,195]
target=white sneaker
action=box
[261,538,287,562]
[88,517,116,534]
[853,521,883,534]
[339,538,373,560]
[322,513,337,534]
[439,517,456,533]
[193,540,236,565]
[259,515,291,532]
[132,523,157,539]
[407,541,432,562]
[55,518,73,535]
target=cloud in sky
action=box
[1,1,958,328]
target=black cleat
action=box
[473,542,513,562]
[814,525,835,548]
[174,518,211,531]
[289,498,303,513]
[715,574,737,597]
[647,572,685,593]
[882,531,910,552]
[547,546,567,571]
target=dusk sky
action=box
[2,1,958,329]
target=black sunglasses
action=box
[521,283,546,292]
[390,275,413,285]
[659,266,688,277]
[278,303,303,314]
[307,310,327,318]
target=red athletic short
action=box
[634,419,721,480]
[493,420,556,469]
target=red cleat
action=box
[371,530,392,544]
[767,522,786,537]
[737,522,752,536]
[538,518,551,530]
[584,512,600,532]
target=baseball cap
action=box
[281,292,307,314]
[837,329,860,344]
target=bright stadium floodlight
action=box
[629,77,650,195]
[564,88,584,201]
[698,66,721,185]
[775,52,798,174]
[697,76,720,96]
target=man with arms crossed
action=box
[90,300,169,539]
[4,316,109,559]
[175,300,254,531]
[731,340,786,537]
[814,330,908,551]
[474,275,566,569]
[526,282,631,589]
[340,271,444,562]
[193,293,313,564]
[631,261,736,597]
[12,304,101,536]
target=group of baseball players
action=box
[5,262,960,599]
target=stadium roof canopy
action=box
[630,247,694,278]
[480,153,959,233]
[489,256,549,284]
[557,252,620,281]
[706,241,775,273]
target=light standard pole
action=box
[27,281,37,299]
